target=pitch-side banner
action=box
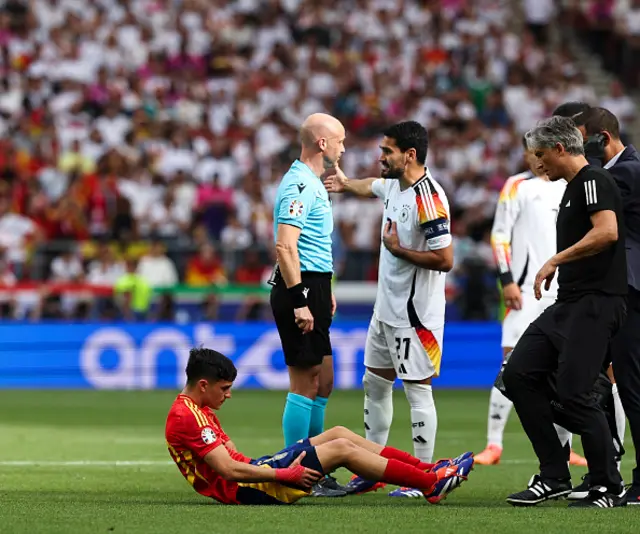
[0,322,501,389]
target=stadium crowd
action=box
[0,0,636,321]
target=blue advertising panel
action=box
[0,322,502,389]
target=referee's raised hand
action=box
[534,258,558,300]
[294,306,314,334]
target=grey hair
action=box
[524,116,585,156]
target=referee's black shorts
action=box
[270,271,333,368]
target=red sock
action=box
[382,459,437,491]
[380,446,435,471]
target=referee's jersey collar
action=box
[292,159,320,179]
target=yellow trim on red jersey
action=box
[182,398,209,428]
[167,443,209,487]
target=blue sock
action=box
[309,396,328,438]
[282,393,314,447]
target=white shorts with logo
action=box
[364,317,444,380]
[501,292,556,348]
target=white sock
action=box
[363,370,394,445]
[613,383,626,472]
[555,425,572,448]
[487,387,512,449]
[403,382,437,462]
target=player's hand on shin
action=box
[322,166,348,193]
[534,259,557,300]
[502,283,523,310]
[294,306,314,334]
[275,451,323,488]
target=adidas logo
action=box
[593,496,614,508]
[528,479,552,497]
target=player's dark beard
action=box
[381,161,406,180]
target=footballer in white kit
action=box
[324,121,454,498]
[474,150,587,467]
[366,173,449,382]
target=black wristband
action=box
[288,283,308,309]
[499,271,514,287]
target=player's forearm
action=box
[275,241,302,288]
[491,239,514,286]
[394,247,453,272]
[344,177,378,198]
[552,226,618,266]
[223,462,278,483]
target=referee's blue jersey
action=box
[273,160,333,273]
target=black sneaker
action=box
[568,474,591,501]
[625,484,640,505]
[310,475,348,497]
[568,485,626,508]
[507,474,572,507]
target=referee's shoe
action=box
[506,474,572,506]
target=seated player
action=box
[166,347,474,505]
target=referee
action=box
[270,113,346,497]
[502,116,627,508]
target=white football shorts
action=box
[364,317,443,380]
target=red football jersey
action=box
[166,394,252,504]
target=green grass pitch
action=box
[0,389,637,533]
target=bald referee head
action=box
[299,113,346,173]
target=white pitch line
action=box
[0,460,174,467]
[0,459,540,467]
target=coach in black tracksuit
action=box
[503,116,627,509]
[574,107,640,504]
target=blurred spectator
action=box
[197,173,234,241]
[137,240,179,288]
[235,250,268,321]
[86,243,125,286]
[0,252,17,319]
[220,211,253,251]
[58,139,96,175]
[185,242,227,286]
[523,0,555,46]
[235,250,266,284]
[111,195,137,243]
[49,246,84,282]
[0,195,40,277]
[114,257,152,321]
[600,80,637,141]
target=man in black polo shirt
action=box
[503,116,628,508]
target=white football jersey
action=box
[371,169,452,329]
[491,171,566,296]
